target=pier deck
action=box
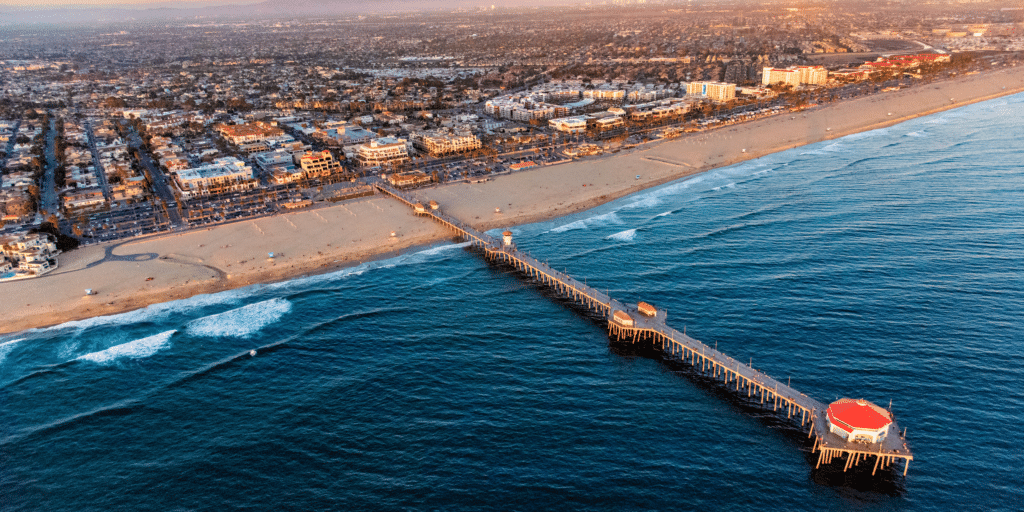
[376,183,914,476]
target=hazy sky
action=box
[0,0,261,8]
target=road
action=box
[40,116,60,217]
[123,122,183,226]
[84,119,112,201]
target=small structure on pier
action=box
[429,200,439,210]
[612,310,634,327]
[637,301,657,317]
[373,181,914,477]
[826,398,893,444]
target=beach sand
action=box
[3,66,1023,334]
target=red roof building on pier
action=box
[826,398,893,444]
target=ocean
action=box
[2,94,1022,511]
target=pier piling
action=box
[375,183,914,477]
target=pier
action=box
[376,183,914,477]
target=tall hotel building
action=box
[686,81,737,102]
[762,66,828,86]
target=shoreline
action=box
[3,67,1023,335]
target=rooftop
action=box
[827,398,893,433]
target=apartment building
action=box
[686,81,737,102]
[412,130,482,156]
[356,138,410,168]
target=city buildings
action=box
[386,171,431,187]
[173,156,255,198]
[0,232,59,279]
[253,149,302,184]
[762,66,828,86]
[299,150,343,178]
[548,116,589,134]
[62,189,106,211]
[411,129,482,156]
[0,0,1005,247]
[214,121,284,145]
[356,138,409,168]
[686,81,737,102]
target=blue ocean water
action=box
[2,94,1023,511]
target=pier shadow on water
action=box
[609,338,907,497]
[484,249,907,497]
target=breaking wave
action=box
[77,331,176,365]
[800,141,843,156]
[186,299,292,338]
[548,212,623,233]
[0,338,23,364]
[606,229,638,242]
[26,292,246,335]
[266,242,473,294]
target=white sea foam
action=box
[621,195,664,210]
[843,127,891,141]
[263,261,371,293]
[269,241,476,294]
[655,211,673,218]
[711,183,737,192]
[549,220,589,233]
[0,338,24,364]
[606,228,638,242]
[27,292,246,335]
[410,241,473,259]
[548,212,623,234]
[77,330,175,364]
[808,142,844,155]
[905,131,929,138]
[186,298,292,338]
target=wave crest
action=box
[0,338,24,364]
[77,331,176,364]
[606,228,638,242]
[28,292,245,335]
[549,212,622,234]
[186,298,292,338]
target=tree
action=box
[32,221,78,251]
[104,97,127,109]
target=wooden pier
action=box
[376,183,914,477]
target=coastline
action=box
[3,67,1023,335]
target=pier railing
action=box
[375,183,914,476]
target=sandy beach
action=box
[3,66,1023,334]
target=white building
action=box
[762,66,828,86]
[356,138,410,168]
[548,116,589,134]
[174,157,255,198]
[686,81,737,102]
[584,89,626,101]
[412,130,481,156]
